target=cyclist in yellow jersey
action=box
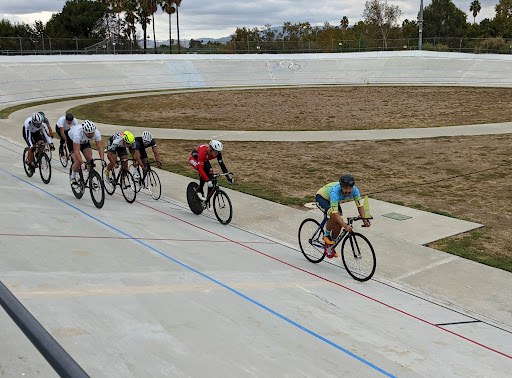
[316,174,371,257]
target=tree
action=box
[422,0,468,39]
[135,0,152,52]
[160,0,176,53]
[494,0,512,38]
[174,0,182,53]
[340,16,349,30]
[470,0,481,24]
[362,0,402,49]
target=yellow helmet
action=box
[123,131,135,144]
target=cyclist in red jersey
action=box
[189,140,233,201]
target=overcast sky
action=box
[0,0,499,41]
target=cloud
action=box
[0,0,501,40]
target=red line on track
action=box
[136,200,512,360]
[2,136,510,359]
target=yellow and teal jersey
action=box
[316,182,363,214]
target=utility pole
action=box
[419,0,424,50]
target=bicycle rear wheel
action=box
[69,166,84,199]
[120,170,136,203]
[147,170,161,200]
[341,232,376,282]
[22,148,34,177]
[38,152,52,184]
[298,218,326,263]
[89,170,105,208]
[213,190,232,225]
[186,182,204,215]
[103,167,116,195]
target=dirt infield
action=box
[71,86,512,131]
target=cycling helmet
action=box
[65,113,74,122]
[38,111,46,118]
[123,131,135,144]
[32,112,44,125]
[82,120,96,134]
[142,131,153,144]
[339,174,355,188]
[209,139,223,152]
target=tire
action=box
[22,148,34,177]
[129,163,142,193]
[213,190,233,225]
[70,166,84,199]
[103,167,116,196]
[146,170,161,200]
[186,182,204,215]
[120,170,136,203]
[38,152,52,184]
[298,218,326,263]
[59,145,68,168]
[44,144,52,161]
[341,232,376,282]
[89,170,105,209]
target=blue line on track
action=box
[1,167,396,377]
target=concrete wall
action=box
[1,51,512,107]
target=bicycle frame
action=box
[311,216,369,250]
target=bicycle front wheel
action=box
[213,190,232,225]
[59,145,68,167]
[298,218,326,263]
[120,170,136,203]
[147,170,161,200]
[22,148,34,177]
[70,166,84,199]
[44,144,52,161]
[341,232,376,282]
[89,170,105,209]
[38,152,52,184]
[129,163,142,193]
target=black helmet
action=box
[65,113,74,121]
[339,174,355,188]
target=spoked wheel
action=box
[38,152,52,184]
[44,144,52,161]
[147,170,161,200]
[59,145,69,168]
[213,190,233,225]
[69,166,85,199]
[120,170,136,203]
[103,168,116,196]
[186,182,204,215]
[22,148,34,177]
[89,170,105,209]
[129,163,142,193]
[298,218,326,263]
[341,232,376,282]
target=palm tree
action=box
[160,0,176,53]
[470,0,481,24]
[149,0,158,51]
[174,0,182,53]
[136,0,152,52]
[341,16,349,30]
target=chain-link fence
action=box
[1,36,511,55]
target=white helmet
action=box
[209,139,223,152]
[82,120,96,134]
[142,131,153,144]
[32,112,44,125]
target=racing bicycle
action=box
[129,160,162,200]
[59,142,71,168]
[298,215,376,281]
[187,172,234,225]
[69,158,106,209]
[103,158,137,203]
[23,142,52,184]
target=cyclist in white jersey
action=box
[104,131,135,179]
[56,113,79,158]
[22,112,54,171]
[68,120,105,187]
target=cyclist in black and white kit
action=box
[22,112,54,172]
[68,120,105,187]
[129,131,162,179]
[104,131,135,180]
[55,113,78,158]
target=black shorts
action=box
[68,139,91,155]
[22,127,44,147]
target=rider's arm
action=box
[73,142,83,164]
[133,150,145,170]
[152,146,162,168]
[332,211,352,232]
[25,127,33,148]
[217,152,228,174]
[41,125,52,144]
[96,140,105,161]
[59,126,66,140]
